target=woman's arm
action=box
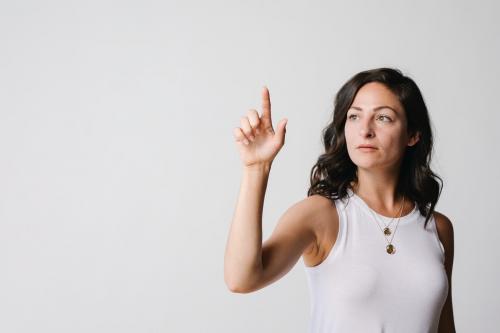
[224,162,272,292]
[223,162,319,293]
[224,86,289,293]
[435,212,456,333]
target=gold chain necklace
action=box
[357,191,406,255]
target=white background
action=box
[0,0,498,332]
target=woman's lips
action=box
[358,147,377,152]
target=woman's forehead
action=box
[350,83,403,114]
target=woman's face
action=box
[344,82,419,171]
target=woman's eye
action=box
[347,114,391,122]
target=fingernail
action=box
[243,139,249,145]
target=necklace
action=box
[355,190,406,255]
[378,206,401,237]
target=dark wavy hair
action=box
[307,67,443,229]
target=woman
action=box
[224,68,455,333]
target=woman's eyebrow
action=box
[349,106,398,113]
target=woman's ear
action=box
[407,131,420,147]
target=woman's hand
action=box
[233,86,288,168]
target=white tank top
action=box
[303,189,449,333]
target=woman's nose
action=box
[359,119,375,137]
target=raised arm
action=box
[225,86,294,293]
[224,163,321,294]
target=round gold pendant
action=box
[386,244,396,254]
[383,227,391,236]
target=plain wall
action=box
[0,0,498,332]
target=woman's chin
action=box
[351,159,382,170]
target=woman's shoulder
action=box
[301,195,340,237]
[432,210,454,235]
[432,210,454,265]
[302,194,338,218]
[281,194,337,234]
[300,194,340,265]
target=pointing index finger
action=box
[261,85,272,126]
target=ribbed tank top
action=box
[303,189,449,333]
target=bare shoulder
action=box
[432,210,455,269]
[302,194,337,213]
[300,194,340,264]
[301,194,338,233]
[290,194,336,221]
[273,194,336,253]
[432,211,457,330]
[432,211,454,245]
